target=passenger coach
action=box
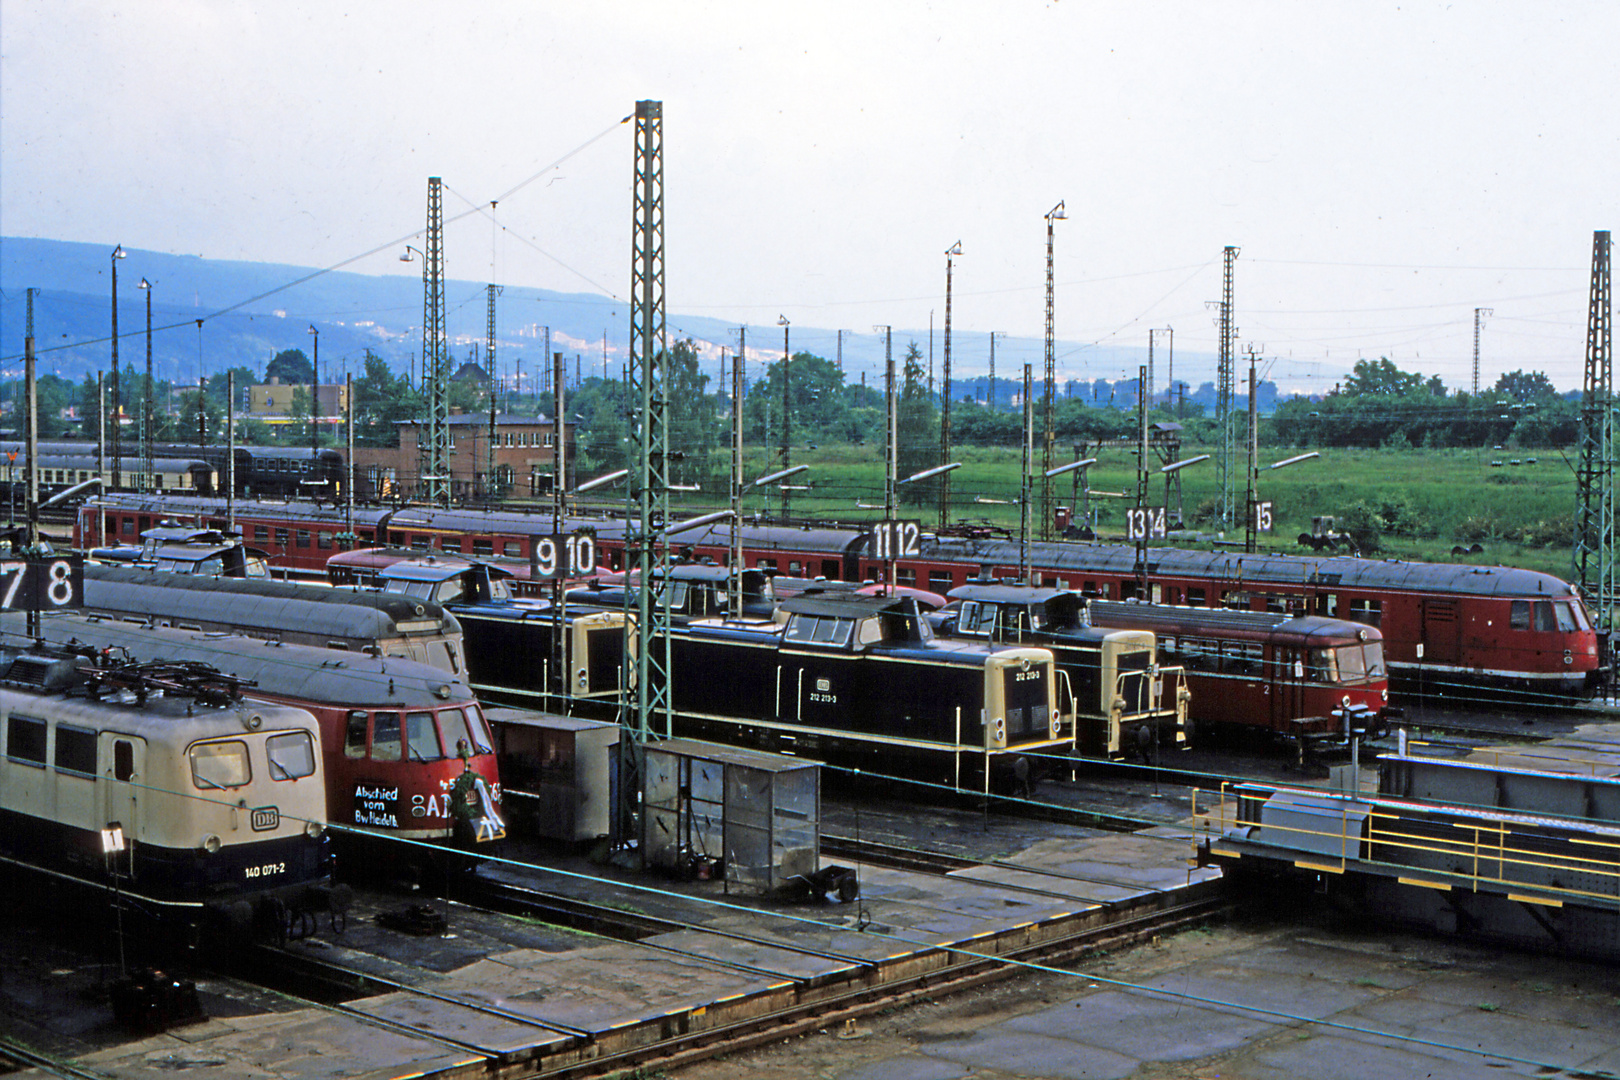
[76,494,1604,699]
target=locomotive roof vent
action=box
[1,654,84,691]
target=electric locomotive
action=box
[0,614,505,851]
[0,645,335,938]
[79,563,466,674]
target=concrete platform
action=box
[21,826,1220,1079]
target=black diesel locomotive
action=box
[658,591,1065,788]
[0,646,337,938]
[934,584,1189,758]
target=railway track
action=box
[217,835,1230,1080]
[545,891,1232,1080]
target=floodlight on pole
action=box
[572,467,629,494]
[1045,457,1097,479]
[666,509,735,535]
[751,463,810,488]
[900,461,961,485]
[1160,453,1211,474]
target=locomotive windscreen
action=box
[1001,662,1050,741]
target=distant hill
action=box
[0,236,1223,401]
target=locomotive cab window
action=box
[6,716,46,766]
[405,711,443,761]
[462,706,495,755]
[956,601,991,636]
[54,725,97,776]
[344,711,368,758]
[372,712,403,759]
[190,740,251,790]
[266,731,317,780]
[1511,600,1530,630]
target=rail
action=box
[1195,782,1620,911]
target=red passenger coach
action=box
[80,495,1603,701]
[1084,600,1391,738]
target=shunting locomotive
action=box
[935,584,1189,758]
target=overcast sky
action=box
[3,1,1616,393]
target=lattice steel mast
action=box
[1573,230,1615,636]
[1041,202,1065,539]
[1215,245,1239,530]
[940,241,960,529]
[1472,307,1493,396]
[423,177,450,507]
[628,99,671,744]
[486,283,503,498]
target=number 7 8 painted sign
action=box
[0,557,83,611]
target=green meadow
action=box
[640,443,1581,579]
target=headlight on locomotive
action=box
[201,834,222,855]
[304,819,325,839]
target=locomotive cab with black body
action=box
[376,557,630,706]
[674,591,1068,788]
[566,563,778,623]
[939,584,1189,759]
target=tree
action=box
[266,348,313,385]
[665,339,719,488]
[351,351,420,446]
[207,366,259,409]
[1495,369,1557,404]
[896,342,938,507]
[741,350,850,446]
[1342,357,1424,397]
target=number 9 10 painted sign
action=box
[530,533,595,580]
[0,557,84,611]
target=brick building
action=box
[350,413,576,502]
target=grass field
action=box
[641,442,1583,578]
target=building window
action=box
[543,432,554,447]
[275,527,289,548]
[296,529,311,548]
[317,531,332,550]
[929,570,954,591]
[504,541,522,557]
[254,525,269,543]
[473,538,493,556]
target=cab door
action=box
[99,734,146,880]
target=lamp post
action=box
[777,315,791,521]
[307,324,320,464]
[941,241,961,531]
[110,245,127,490]
[136,278,152,492]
